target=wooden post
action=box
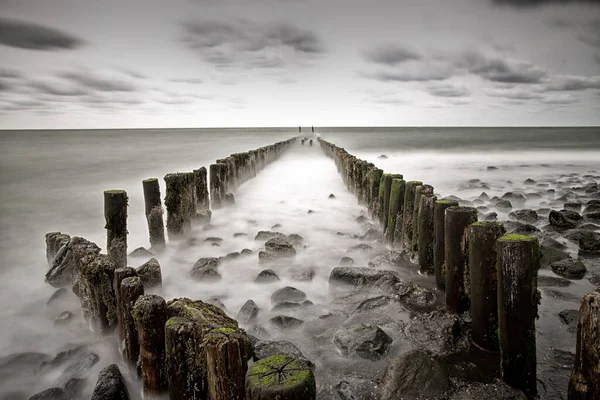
[496,234,540,397]
[385,178,405,245]
[417,193,437,275]
[113,267,137,344]
[164,172,195,240]
[401,181,423,251]
[204,330,249,400]
[120,276,144,373]
[142,178,166,251]
[444,206,477,314]
[246,355,316,400]
[433,199,458,290]
[381,174,393,231]
[411,184,433,256]
[369,168,383,219]
[166,317,203,400]
[133,294,168,397]
[104,190,128,268]
[568,292,600,400]
[468,222,505,352]
[210,164,222,209]
[80,254,118,336]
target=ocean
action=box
[0,127,598,399]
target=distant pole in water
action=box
[312,126,314,133]
[299,126,301,133]
[309,139,313,146]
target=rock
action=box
[46,232,71,265]
[579,231,600,252]
[255,269,280,283]
[329,267,399,291]
[561,209,583,221]
[558,309,579,332]
[45,237,101,288]
[237,300,260,325]
[487,166,498,170]
[502,192,526,206]
[509,223,540,235]
[223,192,235,205]
[271,224,282,229]
[62,378,86,400]
[255,231,286,241]
[271,302,303,311]
[339,257,354,267]
[484,212,498,221]
[361,228,382,241]
[190,257,221,281]
[347,243,372,253]
[508,209,538,223]
[524,178,536,185]
[397,282,436,312]
[541,237,567,250]
[589,273,600,286]
[136,258,162,289]
[269,315,304,331]
[584,203,600,214]
[329,194,336,199]
[538,275,571,287]
[265,237,296,258]
[204,237,223,243]
[287,234,304,246]
[585,211,600,220]
[290,268,315,282]
[378,155,388,159]
[333,324,392,360]
[195,209,212,225]
[222,252,241,261]
[551,259,587,279]
[241,248,253,255]
[0,352,50,383]
[381,350,450,400]
[405,310,469,354]
[495,200,513,211]
[29,388,68,400]
[565,202,583,212]
[307,210,316,214]
[46,288,69,307]
[233,232,247,238]
[549,210,578,229]
[449,381,527,400]
[211,242,220,247]
[479,192,490,201]
[271,287,306,304]
[91,364,129,400]
[53,311,73,326]
[128,247,154,258]
[355,215,368,224]
[258,251,276,263]
[206,297,227,311]
[540,245,571,268]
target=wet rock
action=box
[206,297,227,311]
[53,311,73,326]
[551,259,587,279]
[329,267,399,291]
[361,228,382,241]
[136,258,162,289]
[233,232,247,238]
[368,251,407,268]
[46,288,68,307]
[211,242,220,247]
[347,243,372,253]
[378,155,388,159]
[578,230,600,252]
[195,209,212,225]
[307,209,316,214]
[258,251,276,263]
[271,223,282,229]
[538,275,571,287]
[269,315,304,331]
[128,247,153,258]
[584,203,600,214]
[237,300,260,325]
[62,378,86,400]
[241,248,253,255]
[589,273,600,286]
[549,210,578,229]
[527,193,542,201]
[541,237,567,250]
[204,236,223,244]
[255,231,286,241]
[45,237,101,288]
[29,388,68,400]
[484,212,498,221]
[190,257,221,281]
[508,209,538,223]
[558,309,579,332]
[290,267,315,282]
[271,286,306,304]
[495,200,512,211]
[355,215,368,224]
[502,192,526,206]
[561,209,583,221]
[540,245,571,268]
[565,202,583,212]
[397,282,436,312]
[222,252,240,261]
[479,192,490,201]
[537,208,551,216]
[287,234,304,246]
[91,364,129,400]
[333,324,392,360]
[585,211,600,220]
[0,352,50,383]
[265,237,296,258]
[255,269,280,283]
[381,349,450,400]
[405,310,469,354]
[509,222,540,235]
[329,194,336,199]
[339,257,354,267]
[449,381,527,400]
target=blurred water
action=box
[0,127,599,398]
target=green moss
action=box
[407,180,423,185]
[250,355,313,388]
[435,199,459,205]
[499,233,536,242]
[143,178,158,183]
[104,189,126,194]
[211,327,236,334]
[471,221,503,227]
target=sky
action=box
[0,0,599,129]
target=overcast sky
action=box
[0,0,599,129]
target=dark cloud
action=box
[364,44,421,65]
[170,78,204,84]
[459,51,547,84]
[182,19,323,70]
[541,75,600,91]
[0,17,84,50]
[0,80,11,91]
[486,87,544,100]
[427,83,471,97]
[492,0,600,7]
[0,68,21,78]
[363,64,455,82]
[60,70,137,92]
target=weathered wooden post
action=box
[417,192,437,275]
[246,355,316,400]
[193,167,210,211]
[209,163,222,209]
[401,181,422,251]
[133,294,168,397]
[433,199,458,290]
[80,254,118,335]
[165,317,203,400]
[496,234,540,397]
[445,206,477,314]
[385,178,405,245]
[369,168,383,219]
[142,179,166,251]
[164,172,195,240]
[104,190,128,268]
[113,267,137,343]
[468,222,505,352]
[204,329,250,400]
[411,185,433,256]
[381,174,393,231]
[568,292,600,400]
[120,276,144,372]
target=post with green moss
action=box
[205,329,250,400]
[468,222,505,352]
[142,179,166,251]
[120,276,144,373]
[417,192,437,274]
[445,206,477,314]
[246,355,316,400]
[369,168,383,219]
[400,181,423,252]
[166,317,203,400]
[209,163,222,209]
[164,172,195,240]
[568,292,600,399]
[386,178,405,245]
[113,267,137,344]
[496,234,540,397]
[411,185,433,256]
[381,174,393,231]
[80,254,118,336]
[433,199,458,290]
[193,167,210,211]
[104,190,128,268]
[133,294,168,397]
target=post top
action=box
[104,189,126,194]
[435,199,459,205]
[499,233,537,242]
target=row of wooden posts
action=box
[51,137,302,399]
[318,138,600,399]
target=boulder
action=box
[255,269,280,283]
[241,248,253,255]
[449,381,527,400]
[269,316,304,331]
[237,300,260,325]
[550,259,587,279]
[509,223,540,235]
[91,364,129,400]
[561,209,583,221]
[329,194,336,199]
[361,228,382,241]
[333,324,392,360]
[136,258,162,289]
[579,231,600,252]
[508,209,538,223]
[128,247,153,258]
[45,237,101,288]
[271,287,306,304]
[501,192,526,206]
[565,202,583,212]
[558,309,579,332]
[381,350,450,400]
[484,212,498,221]
[29,388,68,400]
[46,288,69,307]
[347,243,372,253]
[190,257,221,281]
[540,245,571,268]
[258,251,276,263]
[53,311,73,326]
[549,210,578,229]
[290,268,315,282]
[404,310,469,354]
[495,200,512,211]
[255,231,286,241]
[589,273,600,286]
[265,237,296,258]
[287,234,304,246]
[329,267,399,291]
[233,232,247,238]
[339,257,354,267]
